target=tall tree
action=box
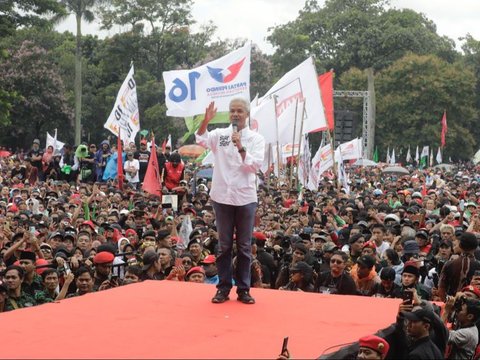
[267,0,457,76]
[59,0,105,145]
[0,41,72,148]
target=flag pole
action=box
[289,98,299,189]
[295,99,306,189]
[273,96,282,186]
[267,144,272,192]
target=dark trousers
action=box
[212,201,257,293]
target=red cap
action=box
[93,251,115,264]
[184,208,196,216]
[125,229,137,236]
[35,259,50,275]
[140,139,147,145]
[201,255,216,264]
[358,335,389,359]
[81,220,95,231]
[252,231,267,241]
[186,266,205,278]
[362,241,376,250]
[462,285,480,299]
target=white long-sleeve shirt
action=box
[196,125,265,206]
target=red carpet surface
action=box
[0,281,401,359]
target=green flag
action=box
[182,112,230,142]
[373,147,379,162]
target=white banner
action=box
[104,65,140,145]
[46,130,65,152]
[335,138,362,161]
[250,96,277,145]
[163,44,251,117]
[260,57,327,134]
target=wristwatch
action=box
[238,146,246,153]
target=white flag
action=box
[335,138,362,161]
[430,149,434,167]
[261,57,327,134]
[415,146,419,163]
[104,65,140,145]
[309,143,334,186]
[386,146,390,163]
[163,44,251,117]
[46,130,65,152]
[337,148,350,194]
[421,146,429,159]
[390,148,396,165]
[250,96,277,145]
[436,147,442,164]
[406,146,412,163]
[277,99,304,146]
[298,135,311,187]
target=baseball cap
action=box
[201,255,216,264]
[142,250,159,271]
[290,261,312,274]
[33,139,40,145]
[402,308,435,324]
[357,255,376,269]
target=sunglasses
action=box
[182,260,192,265]
[330,259,344,265]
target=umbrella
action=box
[178,144,206,159]
[353,158,378,167]
[196,167,213,180]
[382,166,409,175]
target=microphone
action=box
[232,119,238,144]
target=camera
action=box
[454,296,467,312]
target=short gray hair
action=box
[229,97,250,113]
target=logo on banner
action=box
[207,57,246,83]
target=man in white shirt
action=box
[196,98,265,304]
[124,152,140,188]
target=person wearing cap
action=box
[140,250,164,281]
[3,265,37,311]
[397,260,430,300]
[343,233,365,266]
[93,251,114,290]
[27,139,44,181]
[438,232,480,301]
[185,266,206,283]
[253,232,276,288]
[415,229,432,256]
[201,255,219,285]
[279,261,314,292]
[399,308,444,359]
[124,151,140,188]
[18,250,43,297]
[351,255,380,296]
[357,335,389,359]
[197,99,265,305]
[371,266,401,298]
[134,139,150,183]
[275,242,308,289]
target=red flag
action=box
[142,136,162,197]
[318,70,335,131]
[117,130,124,190]
[441,111,447,148]
[421,183,427,197]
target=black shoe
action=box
[237,291,255,304]
[211,290,230,304]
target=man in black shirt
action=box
[314,250,357,295]
[134,139,150,183]
[27,139,44,181]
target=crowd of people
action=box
[2,133,480,359]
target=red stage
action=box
[1,281,401,359]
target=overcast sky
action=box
[56,0,480,54]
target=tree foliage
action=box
[0,41,72,148]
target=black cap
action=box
[402,308,435,324]
[142,250,159,271]
[357,255,376,269]
[380,267,396,281]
